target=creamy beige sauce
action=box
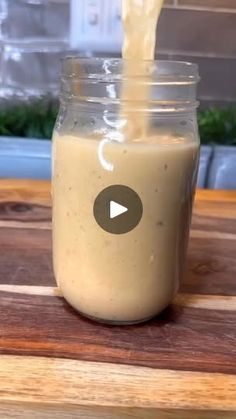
[122,0,164,60]
[53,0,199,323]
[53,133,199,322]
[121,0,164,139]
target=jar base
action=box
[74,307,155,326]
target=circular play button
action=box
[93,185,143,235]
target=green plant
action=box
[0,100,58,139]
[0,101,236,145]
[198,107,236,146]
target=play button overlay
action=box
[110,201,128,219]
[93,185,143,234]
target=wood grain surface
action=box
[0,180,235,418]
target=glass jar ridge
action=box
[60,58,199,113]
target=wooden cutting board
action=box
[0,179,235,419]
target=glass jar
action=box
[52,58,200,325]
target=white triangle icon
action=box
[110,201,128,219]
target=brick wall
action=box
[0,0,235,107]
[159,0,236,106]
[0,0,70,101]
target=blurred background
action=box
[0,0,236,187]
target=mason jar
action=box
[52,58,200,325]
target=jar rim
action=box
[61,57,199,85]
